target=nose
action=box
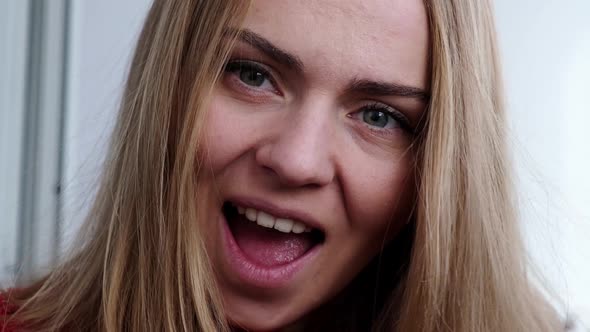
[255,104,336,188]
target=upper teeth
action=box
[236,205,312,234]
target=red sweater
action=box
[0,292,20,332]
[0,292,584,331]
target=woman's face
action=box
[202,0,429,330]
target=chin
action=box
[224,298,303,332]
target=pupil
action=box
[240,69,265,87]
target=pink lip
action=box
[219,212,322,289]
[226,196,325,233]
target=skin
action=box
[201,0,429,330]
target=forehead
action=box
[243,0,430,90]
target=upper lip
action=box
[226,195,325,233]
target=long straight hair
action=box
[390,1,561,331]
[2,0,561,331]
[3,1,249,331]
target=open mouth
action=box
[222,201,325,268]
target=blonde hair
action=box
[391,1,561,331]
[2,0,561,331]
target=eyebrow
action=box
[231,28,430,102]
[235,29,305,73]
[345,79,430,102]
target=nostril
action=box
[257,157,334,188]
[261,165,277,176]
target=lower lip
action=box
[219,213,321,289]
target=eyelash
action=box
[223,59,413,133]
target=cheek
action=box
[344,153,415,237]
[202,95,252,171]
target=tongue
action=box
[231,215,315,267]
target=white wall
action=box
[0,1,29,283]
[60,0,590,326]
[495,0,590,325]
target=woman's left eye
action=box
[224,60,276,92]
[353,104,410,131]
[363,108,394,128]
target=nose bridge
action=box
[257,100,335,187]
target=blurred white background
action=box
[0,0,588,327]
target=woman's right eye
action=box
[224,60,278,93]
